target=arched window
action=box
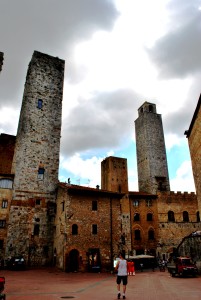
[0,178,13,189]
[147,213,153,221]
[183,211,189,222]
[148,229,155,240]
[168,211,175,222]
[134,229,141,240]
[134,213,140,221]
[72,224,78,235]
[196,211,200,222]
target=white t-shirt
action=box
[117,259,127,276]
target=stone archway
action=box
[66,249,79,272]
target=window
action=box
[134,229,141,240]
[0,178,13,189]
[134,213,140,221]
[38,168,45,180]
[0,220,6,228]
[146,199,152,207]
[35,199,41,206]
[168,211,175,222]
[61,201,64,212]
[147,213,153,221]
[33,224,40,236]
[0,240,3,249]
[133,200,139,207]
[92,200,97,211]
[92,224,97,235]
[2,200,8,208]
[183,211,189,222]
[196,211,200,222]
[72,224,78,235]
[37,99,43,109]
[148,229,155,240]
[149,105,153,112]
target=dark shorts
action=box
[116,275,128,285]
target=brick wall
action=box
[0,134,16,174]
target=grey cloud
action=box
[60,89,142,156]
[0,0,119,107]
[146,0,201,78]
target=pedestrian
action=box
[127,260,131,275]
[114,252,128,299]
[130,260,135,275]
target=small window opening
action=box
[92,224,97,235]
[134,213,140,221]
[37,99,43,109]
[2,200,8,208]
[92,200,97,211]
[34,224,40,236]
[0,220,6,228]
[134,229,141,240]
[38,167,45,180]
[147,213,153,221]
[72,224,78,235]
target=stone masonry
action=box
[135,102,170,194]
[185,95,201,214]
[5,51,65,266]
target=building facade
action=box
[185,95,201,213]
[0,51,201,271]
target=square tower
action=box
[101,156,128,193]
[135,102,170,194]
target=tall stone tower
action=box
[101,156,128,193]
[135,102,170,194]
[6,51,65,265]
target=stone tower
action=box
[135,102,170,194]
[6,51,65,265]
[101,156,128,193]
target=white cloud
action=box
[60,153,102,188]
[165,133,181,150]
[0,107,19,135]
[170,160,195,192]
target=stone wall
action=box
[187,96,201,213]
[11,51,65,195]
[157,191,201,258]
[5,51,65,266]
[54,184,123,272]
[135,102,170,194]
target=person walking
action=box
[114,252,128,299]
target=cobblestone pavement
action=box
[1,268,201,300]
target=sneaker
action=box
[123,296,126,299]
[118,293,121,299]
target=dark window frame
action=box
[72,224,78,235]
[92,200,97,211]
[92,224,97,235]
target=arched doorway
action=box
[66,249,79,272]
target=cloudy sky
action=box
[0,0,201,192]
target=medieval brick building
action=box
[0,50,200,272]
